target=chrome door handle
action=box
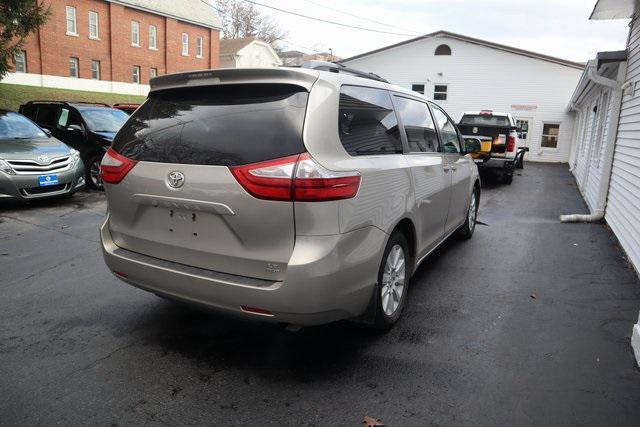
[443,165,456,172]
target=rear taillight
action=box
[507,134,517,152]
[100,148,138,184]
[230,153,361,202]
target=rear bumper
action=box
[0,164,85,201]
[475,157,515,170]
[100,217,386,326]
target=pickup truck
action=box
[457,111,528,184]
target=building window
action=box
[131,21,140,47]
[132,66,141,83]
[150,67,158,78]
[88,11,99,39]
[14,50,27,73]
[182,33,189,55]
[91,60,101,80]
[69,57,79,78]
[66,6,78,35]
[435,44,451,55]
[196,37,204,58]
[433,84,448,101]
[541,123,560,148]
[411,84,425,94]
[149,25,157,50]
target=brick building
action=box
[5,0,221,95]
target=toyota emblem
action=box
[167,171,185,189]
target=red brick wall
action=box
[13,0,220,84]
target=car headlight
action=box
[69,150,81,167]
[0,159,15,175]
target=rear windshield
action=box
[112,84,309,166]
[459,114,511,127]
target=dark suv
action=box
[19,101,129,189]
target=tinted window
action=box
[36,105,60,127]
[79,107,128,132]
[113,84,308,166]
[339,85,402,155]
[20,104,37,120]
[431,104,460,154]
[460,114,511,127]
[394,96,438,153]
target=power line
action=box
[298,0,422,36]
[240,0,417,37]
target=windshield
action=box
[459,114,511,127]
[0,111,48,139]
[79,108,129,132]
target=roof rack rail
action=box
[300,60,389,83]
[22,100,111,107]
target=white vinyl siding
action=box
[131,21,140,47]
[606,16,640,274]
[89,11,99,39]
[66,6,78,35]
[149,25,157,50]
[342,36,582,162]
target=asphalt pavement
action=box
[1,163,640,426]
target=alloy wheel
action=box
[381,244,406,316]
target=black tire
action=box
[502,171,513,185]
[457,186,479,239]
[516,155,524,169]
[373,232,410,330]
[86,155,104,190]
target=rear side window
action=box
[431,104,461,154]
[35,105,60,127]
[459,114,510,127]
[393,96,438,153]
[20,104,37,120]
[113,84,309,166]
[339,85,402,155]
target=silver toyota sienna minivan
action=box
[100,63,480,328]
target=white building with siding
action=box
[341,31,584,163]
[219,37,282,69]
[572,0,640,365]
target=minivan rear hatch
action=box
[105,83,310,281]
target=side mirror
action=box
[67,124,83,132]
[463,137,482,154]
[518,146,530,152]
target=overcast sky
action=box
[240,0,630,62]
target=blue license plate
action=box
[38,175,59,186]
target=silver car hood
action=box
[0,137,72,160]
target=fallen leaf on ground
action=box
[363,416,386,427]
[530,294,537,299]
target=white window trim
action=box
[132,66,141,84]
[15,51,27,73]
[196,37,204,58]
[88,11,99,40]
[148,25,157,50]
[66,6,78,36]
[181,33,189,56]
[131,21,140,47]
[150,67,158,78]
[91,60,101,80]
[69,57,79,78]
[433,83,448,102]
[540,122,561,151]
[411,83,426,94]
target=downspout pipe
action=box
[560,64,629,223]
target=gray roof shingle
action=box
[109,0,221,30]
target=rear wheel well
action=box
[392,218,417,276]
